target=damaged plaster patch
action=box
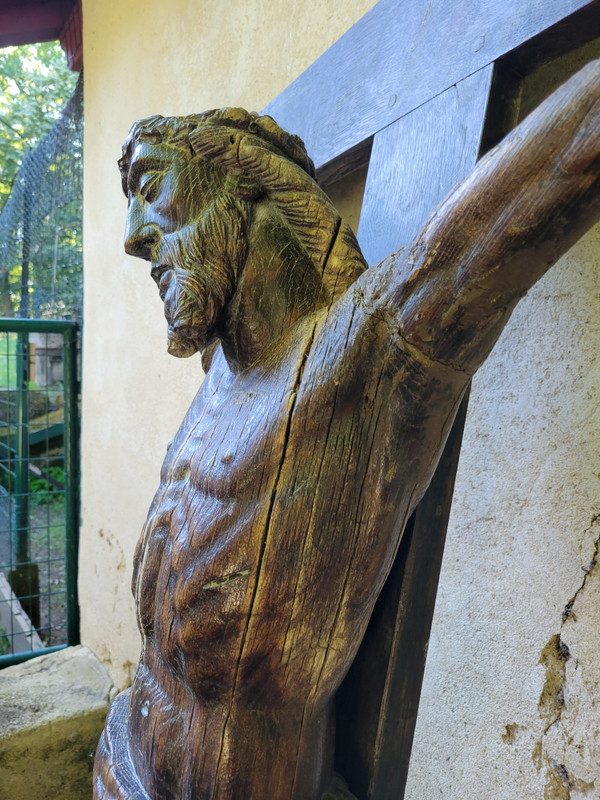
[502,723,524,744]
[538,634,570,729]
[98,527,126,571]
[532,516,600,799]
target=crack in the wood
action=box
[202,570,251,590]
[309,347,391,707]
[280,377,342,662]
[287,312,370,794]
[212,319,319,794]
[282,302,369,688]
[322,215,342,280]
[396,323,472,376]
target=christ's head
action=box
[120,109,366,362]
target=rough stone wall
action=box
[404,204,600,800]
[404,46,600,799]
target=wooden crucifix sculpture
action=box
[94,61,600,800]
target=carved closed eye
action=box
[139,171,165,203]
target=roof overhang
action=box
[0,0,82,71]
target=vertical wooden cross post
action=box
[264,1,600,796]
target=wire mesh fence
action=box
[0,65,82,666]
[0,73,83,322]
[0,320,79,666]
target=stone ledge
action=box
[0,645,115,800]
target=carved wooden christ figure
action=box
[94,62,600,800]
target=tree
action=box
[0,42,81,319]
[0,42,77,211]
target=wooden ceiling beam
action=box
[0,0,82,71]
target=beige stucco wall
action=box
[80,1,600,796]
[80,0,377,688]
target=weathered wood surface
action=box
[357,65,493,265]
[335,391,469,799]
[503,0,600,77]
[263,0,597,170]
[333,67,493,795]
[94,62,600,800]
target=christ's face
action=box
[124,142,235,357]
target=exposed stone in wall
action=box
[0,646,115,799]
[535,517,600,799]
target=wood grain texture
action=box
[94,61,600,800]
[357,65,493,266]
[263,0,595,170]
[335,392,469,799]
[333,64,494,799]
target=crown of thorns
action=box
[119,107,315,196]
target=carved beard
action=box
[156,195,248,358]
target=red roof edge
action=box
[59,0,82,72]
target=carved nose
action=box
[124,223,162,260]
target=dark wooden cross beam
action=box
[263,2,600,797]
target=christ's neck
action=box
[217,207,329,371]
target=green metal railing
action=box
[0,319,80,667]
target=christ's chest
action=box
[134,354,305,628]
[167,377,292,506]
[159,327,340,526]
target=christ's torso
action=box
[126,287,469,799]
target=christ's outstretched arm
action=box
[389,59,600,375]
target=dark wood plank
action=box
[263,0,595,170]
[335,392,470,799]
[502,0,600,77]
[367,394,470,799]
[364,45,600,800]
[317,138,373,188]
[333,64,493,799]
[357,64,493,266]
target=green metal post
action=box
[20,169,31,319]
[15,173,31,562]
[9,329,40,628]
[14,332,29,562]
[64,324,80,645]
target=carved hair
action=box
[119,108,315,192]
[120,108,367,297]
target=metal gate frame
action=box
[0,318,79,667]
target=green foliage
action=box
[0,332,16,386]
[0,42,77,212]
[0,464,14,494]
[0,43,82,320]
[0,462,65,503]
[0,619,10,655]
[30,465,65,504]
